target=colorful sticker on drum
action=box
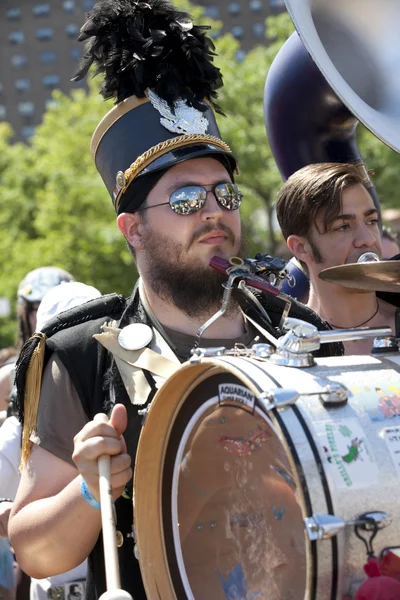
[218,383,255,411]
[349,384,400,422]
[314,419,379,489]
[382,426,400,482]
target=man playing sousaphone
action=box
[8,1,340,600]
[276,162,400,355]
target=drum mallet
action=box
[94,414,133,600]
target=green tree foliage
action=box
[358,125,400,209]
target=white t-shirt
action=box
[0,416,21,500]
[0,417,87,600]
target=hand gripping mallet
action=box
[94,413,133,600]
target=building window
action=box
[36,27,54,41]
[231,25,245,39]
[18,102,35,117]
[40,51,56,65]
[228,2,241,16]
[70,48,81,61]
[249,0,262,12]
[15,78,31,92]
[204,6,219,18]
[63,0,76,12]
[83,0,94,9]
[42,74,61,88]
[252,23,265,38]
[65,24,79,37]
[33,4,51,16]
[235,50,247,63]
[6,8,22,20]
[9,31,25,44]
[11,54,28,68]
[0,106,6,120]
[22,126,36,140]
[45,98,59,109]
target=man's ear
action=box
[287,235,313,264]
[117,212,145,250]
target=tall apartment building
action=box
[0,0,93,142]
[198,0,286,55]
[0,0,285,142]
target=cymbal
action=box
[319,260,400,293]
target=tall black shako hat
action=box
[73,0,238,214]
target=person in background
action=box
[0,268,75,415]
[0,282,101,600]
[276,162,399,355]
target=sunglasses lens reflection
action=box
[215,183,243,210]
[170,186,207,214]
[169,183,243,215]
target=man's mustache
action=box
[188,223,236,248]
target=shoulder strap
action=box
[15,293,127,465]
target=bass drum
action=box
[134,352,400,600]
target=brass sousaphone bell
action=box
[264,0,400,297]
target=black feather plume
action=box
[72,0,224,113]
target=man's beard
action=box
[141,223,244,319]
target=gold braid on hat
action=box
[114,134,232,212]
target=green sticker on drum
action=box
[314,418,379,489]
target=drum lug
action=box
[305,511,392,541]
[371,335,399,354]
[318,382,348,406]
[257,388,299,411]
[304,514,346,541]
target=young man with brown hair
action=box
[276,162,398,355]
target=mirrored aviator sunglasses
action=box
[137,182,243,216]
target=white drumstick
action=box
[95,414,133,600]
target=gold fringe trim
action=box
[115,134,233,212]
[20,334,47,468]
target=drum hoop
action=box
[134,357,314,600]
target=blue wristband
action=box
[79,476,101,511]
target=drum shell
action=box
[134,353,400,600]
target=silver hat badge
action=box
[147,88,209,135]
